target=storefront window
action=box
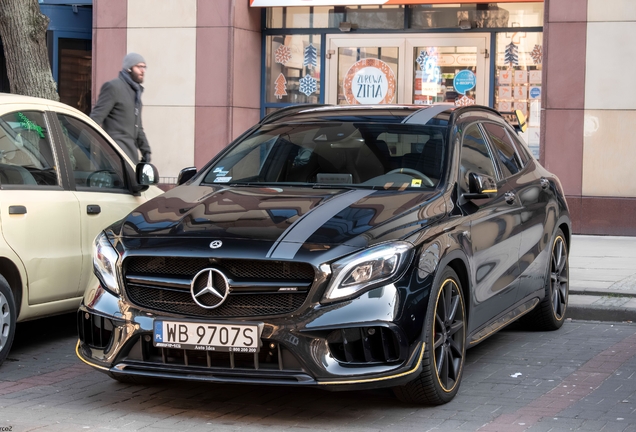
[411,3,543,29]
[412,46,478,105]
[337,47,399,105]
[267,7,332,28]
[265,35,321,104]
[495,32,543,158]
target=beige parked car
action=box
[0,93,162,365]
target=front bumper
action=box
[76,283,426,390]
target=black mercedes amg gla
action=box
[78,104,571,405]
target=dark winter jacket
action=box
[90,72,151,164]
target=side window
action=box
[482,122,523,178]
[56,114,128,191]
[0,111,59,187]
[459,124,497,194]
[505,128,531,164]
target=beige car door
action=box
[0,109,82,304]
[51,112,152,296]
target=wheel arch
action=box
[436,248,471,323]
[0,258,24,320]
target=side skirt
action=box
[467,298,540,346]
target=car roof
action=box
[260,103,504,126]
[0,92,86,115]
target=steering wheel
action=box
[386,168,435,187]
[87,170,114,188]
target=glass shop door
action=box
[326,34,490,107]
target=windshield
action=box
[203,122,447,189]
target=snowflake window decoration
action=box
[275,45,292,65]
[299,75,317,97]
[530,44,543,65]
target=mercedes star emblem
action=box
[190,268,230,309]
[209,240,223,249]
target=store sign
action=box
[251,0,542,6]
[343,58,396,105]
[453,70,476,95]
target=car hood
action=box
[115,185,445,258]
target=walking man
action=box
[91,53,151,164]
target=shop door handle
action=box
[87,205,101,215]
[8,205,26,215]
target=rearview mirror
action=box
[177,167,197,185]
[463,172,497,200]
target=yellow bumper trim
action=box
[317,342,425,385]
[75,340,110,371]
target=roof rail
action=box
[259,103,332,125]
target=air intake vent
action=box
[327,326,403,364]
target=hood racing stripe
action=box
[266,189,376,259]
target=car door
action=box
[485,122,553,302]
[0,109,82,304]
[457,122,523,334]
[50,111,151,296]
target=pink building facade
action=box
[92,0,636,235]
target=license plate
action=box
[153,321,262,353]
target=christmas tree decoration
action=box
[299,74,317,97]
[275,45,292,65]
[530,44,543,65]
[303,44,317,68]
[274,73,287,99]
[504,42,519,67]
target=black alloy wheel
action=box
[0,275,16,366]
[393,266,466,405]
[521,228,569,331]
[550,234,569,321]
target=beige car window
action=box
[55,113,127,191]
[0,111,59,187]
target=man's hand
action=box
[141,152,151,163]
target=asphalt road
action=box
[1,314,636,432]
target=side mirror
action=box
[136,162,159,185]
[177,167,197,185]
[463,172,497,200]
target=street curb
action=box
[566,296,636,323]
[570,288,636,298]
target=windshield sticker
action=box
[213,176,232,183]
[411,179,422,187]
[213,167,225,173]
[17,112,45,139]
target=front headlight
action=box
[322,241,413,302]
[93,232,120,295]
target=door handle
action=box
[87,205,101,215]
[504,192,516,204]
[540,178,550,190]
[8,205,27,215]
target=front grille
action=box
[124,336,305,373]
[126,285,307,317]
[125,257,314,280]
[123,257,315,318]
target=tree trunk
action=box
[0,0,59,101]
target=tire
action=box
[0,275,17,367]
[522,228,569,331]
[393,267,466,405]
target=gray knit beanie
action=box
[122,53,146,71]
